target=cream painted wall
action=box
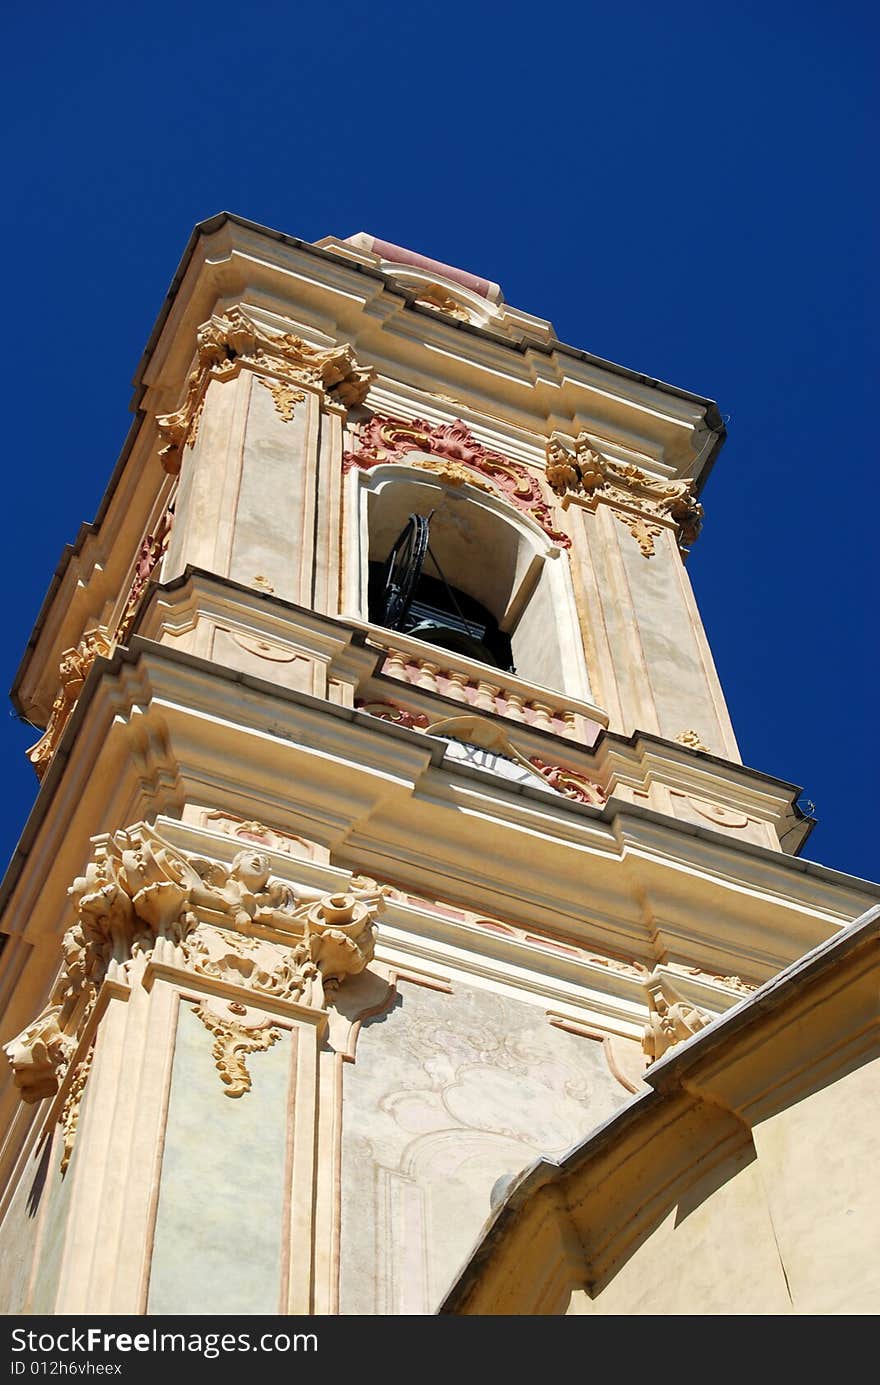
[568,1145,792,1315]
[163,371,325,608]
[163,373,249,584]
[227,379,318,602]
[750,1057,880,1315]
[0,1102,91,1315]
[570,503,739,757]
[567,1056,880,1315]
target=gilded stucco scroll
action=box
[28,504,174,780]
[546,432,703,555]
[27,629,114,780]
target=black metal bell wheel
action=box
[380,513,430,630]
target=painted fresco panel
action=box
[340,980,627,1314]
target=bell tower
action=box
[0,215,876,1317]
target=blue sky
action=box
[0,1,876,883]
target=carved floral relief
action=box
[257,376,306,422]
[527,756,605,806]
[354,699,431,730]
[200,811,323,859]
[59,1046,94,1173]
[114,505,174,645]
[668,962,755,994]
[615,510,663,558]
[190,1004,283,1098]
[27,629,114,780]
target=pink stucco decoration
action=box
[343,415,570,548]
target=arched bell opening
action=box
[359,466,588,697]
[368,514,514,671]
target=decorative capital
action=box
[344,414,571,548]
[546,432,704,554]
[157,307,375,474]
[3,822,386,1105]
[3,1008,75,1103]
[300,892,378,1006]
[546,434,605,498]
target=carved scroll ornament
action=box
[28,504,174,780]
[641,972,712,1064]
[201,811,318,858]
[354,699,430,730]
[546,433,704,554]
[59,1046,94,1173]
[669,963,754,995]
[528,757,605,806]
[27,629,114,780]
[115,505,174,645]
[344,415,571,548]
[675,728,711,752]
[413,284,471,320]
[184,884,380,1012]
[258,376,305,422]
[191,1005,282,1098]
[616,510,663,558]
[157,307,374,473]
[3,824,386,1106]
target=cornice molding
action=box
[1,618,842,946]
[140,215,726,457]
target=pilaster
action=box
[1,821,389,1315]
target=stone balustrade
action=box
[371,640,607,747]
